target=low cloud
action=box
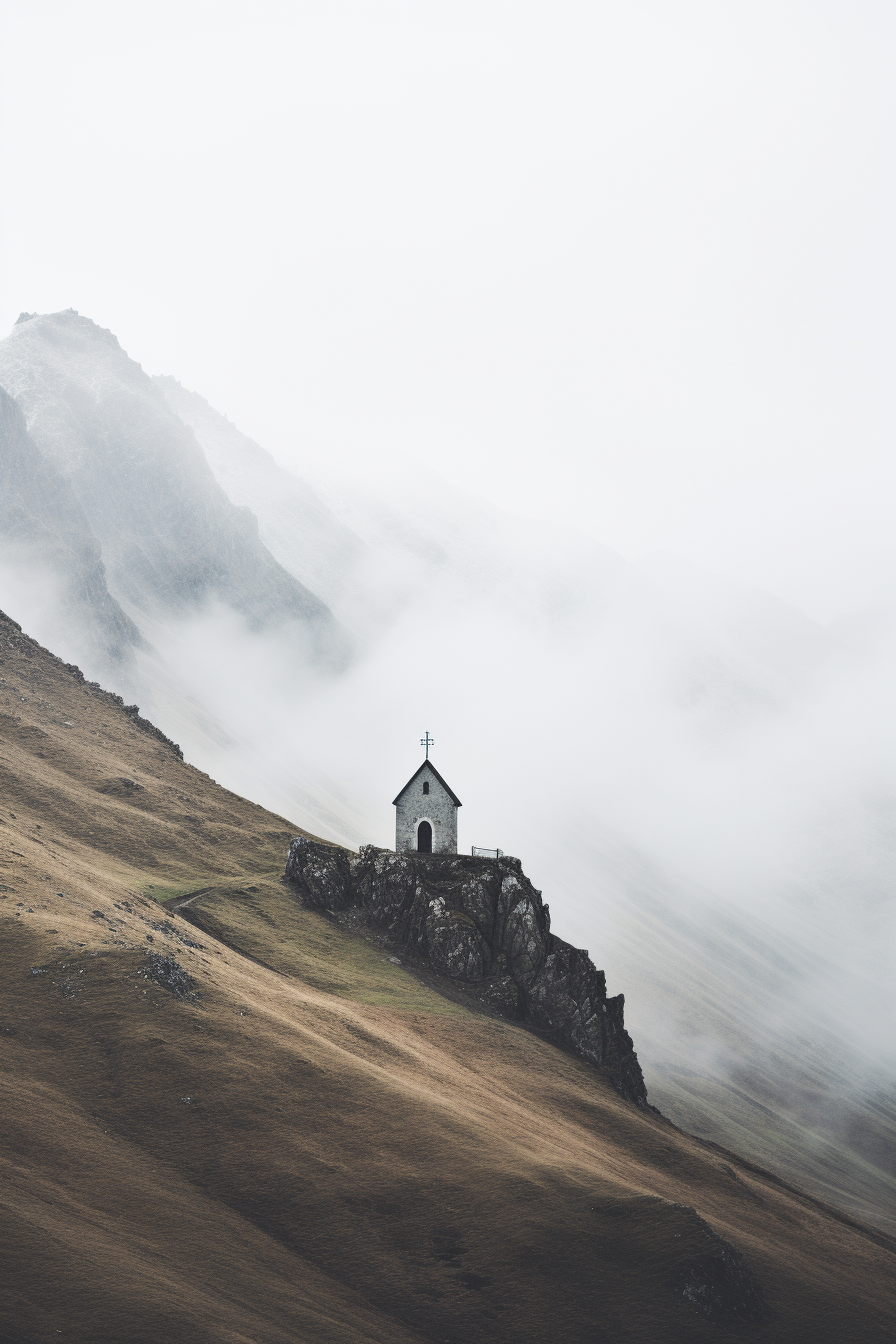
[113,559,896,1088]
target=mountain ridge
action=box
[0,311,346,666]
[154,373,368,619]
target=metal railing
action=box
[472,846,503,859]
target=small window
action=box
[423,781,430,794]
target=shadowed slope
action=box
[0,608,894,1343]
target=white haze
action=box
[0,2,894,1116]
[1,2,894,618]
[103,484,896,1078]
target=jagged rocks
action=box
[139,953,199,1000]
[285,840,650,1108]
[426,898,492,980]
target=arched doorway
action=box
[417,820,432,853]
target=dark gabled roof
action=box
[392,760,462,807]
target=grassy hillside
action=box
[1,609,894,1343]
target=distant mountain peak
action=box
[0,312,347,667]
[9,307,125,352]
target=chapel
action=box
[393,757,461,854]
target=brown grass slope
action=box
[0,610,894,1343]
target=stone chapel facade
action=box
[393,761,461,854]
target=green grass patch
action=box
[183,879,469,1016]
[136,869,286,905]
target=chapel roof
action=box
[392,760,462,808]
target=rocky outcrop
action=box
[285,839,650,1108]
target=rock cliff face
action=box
[285,839,650,1108]
[0,386,142,671]
[154,375,367,618]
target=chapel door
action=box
[417,820,433,853]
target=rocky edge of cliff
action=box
[285,839,652,1109]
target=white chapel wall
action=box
[395,763,458,853]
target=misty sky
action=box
[1,1,893,622]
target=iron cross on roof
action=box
[420,731,434,760]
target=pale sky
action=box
[2,1,893,620]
